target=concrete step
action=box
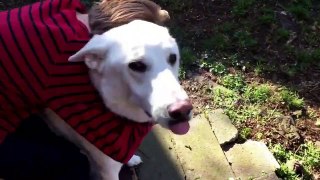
[136,115,235,180]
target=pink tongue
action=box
[169,122,190,135]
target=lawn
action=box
[1,0,320,179]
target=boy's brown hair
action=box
[89,0,170,34]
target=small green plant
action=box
[213,86,240,108]
[169,26,188,44]
[221,74,246,92]
[285,66,299,77]
[244,84,272,103]
[179,68,187,79]
[280,89,304,109]
[271,144,291,162]
[234,30,257,48]
[213,86,261,123]
[292,49,320,70]
[296,50,312,64]
[217,22,236,34]
[203,33,230,50]
[179,47,196,79]
[299,142,320,171]
[275,163,300,179]
[239,127,252,140]
[311,49,320,62]
[275,28,290,42]
[180,47,196,67]
[287,0,312,21]
[271,144,300,179]
[232,0,256,16]
[253,60,266,75]
[304,31,320,47]
[259,8,276,25]
[271,142,320,179]
[200,61,227,75]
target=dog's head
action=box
[69,20,193,135]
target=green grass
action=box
[217,22,237,34]
[275,28,291,42]
[239,127,252,140]
[179,47,197,79]
[200,60,227,75]
[258,8,276,25]
[233,30,257,48]
[203,33,230,50]
[286,0,312,21]
[244,84,272,103]
[280,89,305,109]
[213,88,262,123]
[220,74,246,92]
[232,0,256,16]
[271,142,320,179]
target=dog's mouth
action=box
[168,121,190,135]
[145,110,191,135]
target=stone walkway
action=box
[120,109,280,180]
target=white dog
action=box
[44,19,193,180]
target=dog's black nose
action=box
[167,100,193,121]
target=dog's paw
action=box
[127,155,143,167]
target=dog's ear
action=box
[68,34,110,71]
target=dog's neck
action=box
[89,71,153,123]
[76,12,91,33]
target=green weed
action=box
[203,33,230,50]
[220,74,246,92]
[275,28,290,42]
[253,60,266,75]
[179,47,197,79]
[169,26,188,45]
[244,84,272,103]
[271,142,320,179]
[200,61,227,75]
[311,49,320,62]
[288,1,311,21]
[180,47,196,67]
[275,163,300,180]
[291,49,320,70]
[239,127,252,140]
[212,85,261,123]
[217,22,237,34]
[300,142,320,171]
[259,8,276,25]
[234,30,257,48]
[232,0,256,16]
[212,86,240,109]
[280,89,305,109]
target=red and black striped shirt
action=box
[0,0,152,163]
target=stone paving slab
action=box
[136,112,281,180]
[137,115,235,180]
[224,140,280,180]
[171,115,235,180]
[136,125,185,180]
[208,109,239,145]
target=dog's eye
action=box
[128,61,147,72]
[168,54,177,66]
